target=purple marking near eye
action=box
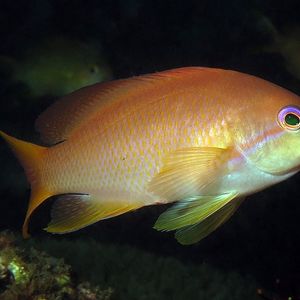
[278,105,300,130]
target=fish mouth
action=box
[262,167,300,177]
[271,166,300,178]
[289,164,300,175]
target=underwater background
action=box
[0,0,300,299]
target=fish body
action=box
[1,67,300,244]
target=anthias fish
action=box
[1,67,300,245]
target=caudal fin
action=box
[0,131,52,238]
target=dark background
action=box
[1,0,300,299]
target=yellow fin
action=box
[0,131,45,182]
[175,197,245,245]
[0,131,52,238]
[45,194,142,233]
[149,147,232,201]
[154,192,238,232]
[23,188,52,238]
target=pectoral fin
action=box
[45,194,141,234]
[154,192,238,232]
[175,197,245,245]
[149,147,232,201]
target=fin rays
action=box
[46,193,142,234]
[149,147,231,201]
[175,197,245,245]
[154,192,241,244]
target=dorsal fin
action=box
[35,67,228,144]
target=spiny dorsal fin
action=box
[35,67,230,145]
[175,197,245,245]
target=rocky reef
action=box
[0,231,113,300]
[0,229,263,300]
[25,234,261,300]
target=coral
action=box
[0,231,113,300]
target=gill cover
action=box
[245,105,300,175]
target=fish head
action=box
[75,62,112,89]
[242,100,300,176]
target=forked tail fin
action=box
[0,131,52,238]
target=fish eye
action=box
[278,106,300,131]
[90,65,99,74]
[285,113,300,126]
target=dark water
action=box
[1,1,300,299]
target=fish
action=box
[1,67,300,245]
[254,14,300,81]
[1,36,112,98]
[269,26,300,81]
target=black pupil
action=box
[285,113,300,126]
[90,66,97,74]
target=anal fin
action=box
[45,194,141,234]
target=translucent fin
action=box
[45,194,142,234]
[149,147,232,201]
[175,197,245,245]
[0,131,52,238]
[154,192,238,232]
[36,67,229,144]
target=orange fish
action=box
[1,67,300,245]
